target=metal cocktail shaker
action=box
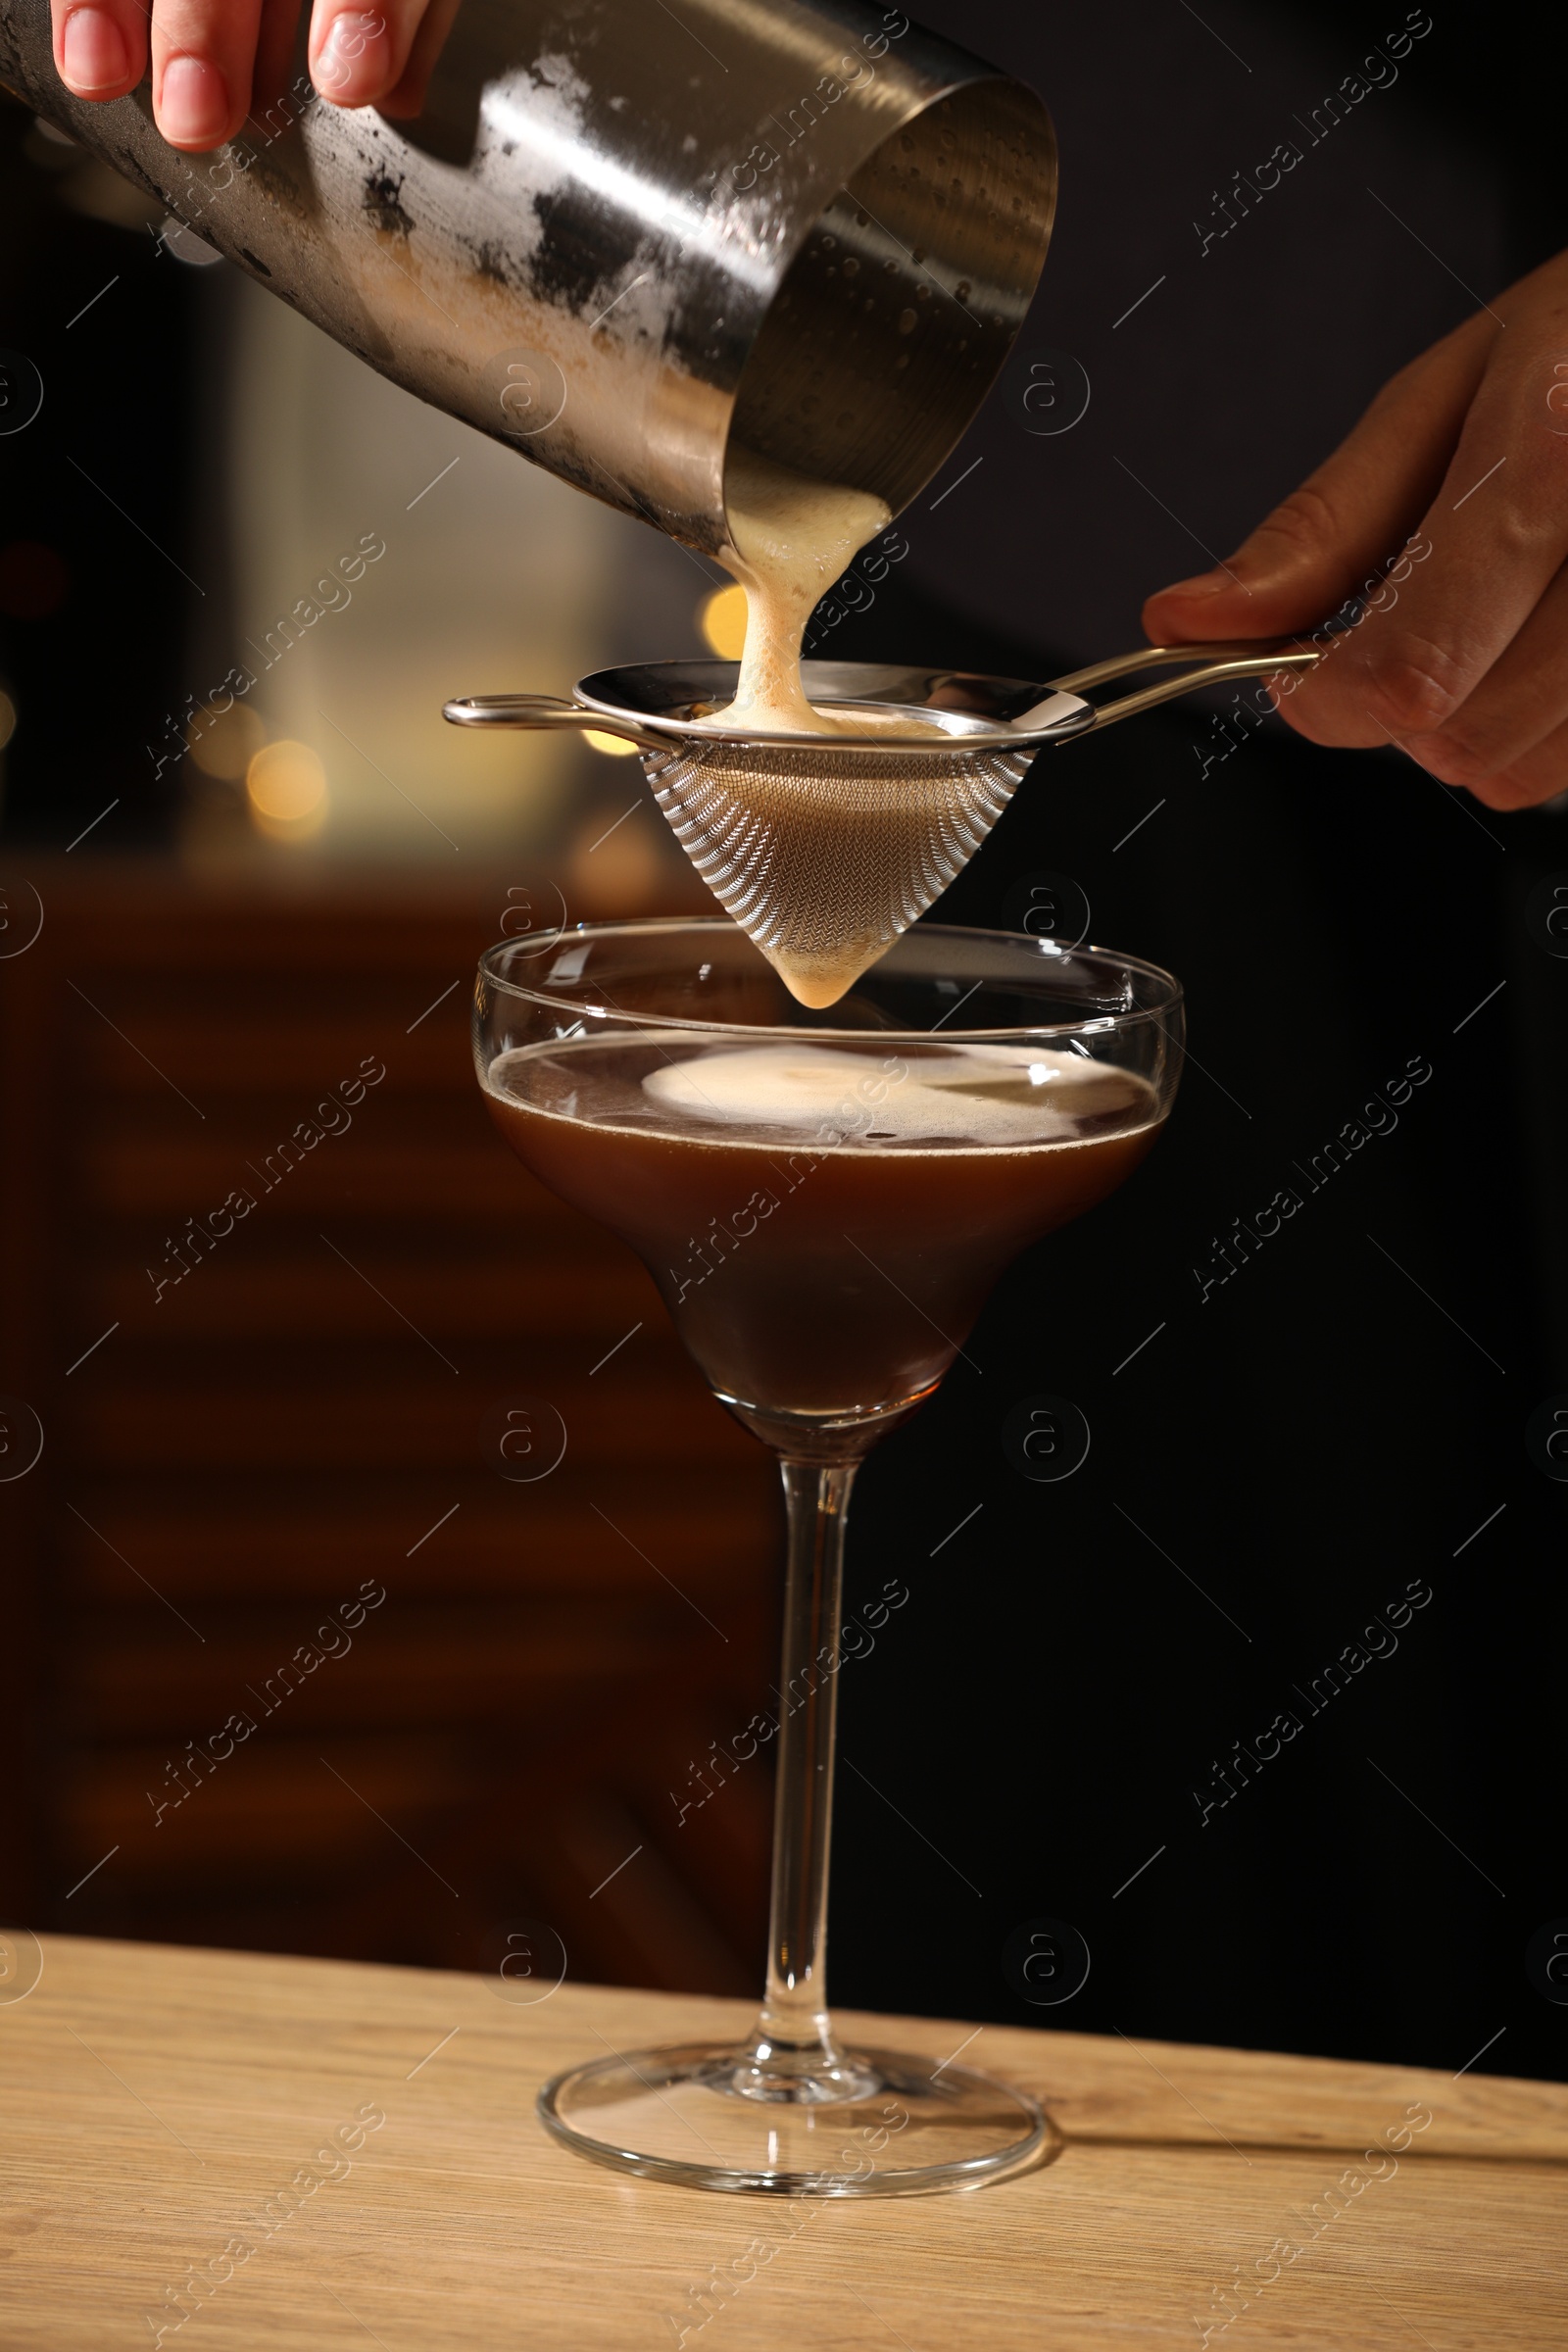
[0,0,1054,557]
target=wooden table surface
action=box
[2,1935,1564,2348]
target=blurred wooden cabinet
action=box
[0,861,777,1991]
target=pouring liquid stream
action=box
[716,448,897,736]
[703,448,971,1011]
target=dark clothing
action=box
[906,0,1518,661]
[825,2,1568,2083]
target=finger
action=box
[151,0,266,149]
[1282,324,1568,753]
[308,0,429,110]
[1141,310,1495,647]
[1454,707,1568,811]
[52,0,148,103]
[1380,556,1568,792]
[377,0,459,119]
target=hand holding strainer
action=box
[445,643,1319,1007]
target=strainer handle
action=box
[1046,641,1322,731]
[442,693,658,748]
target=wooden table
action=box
[3,1936,1564,2347]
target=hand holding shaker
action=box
[0,0,1057,552]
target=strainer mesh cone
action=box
[643,737,1035,1007]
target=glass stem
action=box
[744,1457,858,2085]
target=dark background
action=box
[2,0,1564,2085]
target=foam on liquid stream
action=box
[693,448,981,1012]
[717,449,893,735]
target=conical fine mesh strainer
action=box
[445,646,1317,1004]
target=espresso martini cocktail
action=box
[465,158,1185,2199]
[486,1005,1161,1453]
[475,918,1183,2194]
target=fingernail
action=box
[159,53,228,148]
[1158,568,1232,600]
[316,13,387,100]
[62,6,129,92]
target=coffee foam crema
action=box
[643,1044,1138,1147]
[683,449,976,1014]
[715,449,894,735]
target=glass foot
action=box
[538,2041,1057,2195]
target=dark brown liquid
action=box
[484,1039,1161,1442]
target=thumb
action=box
[1140,311,1494,647]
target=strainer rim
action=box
[574,660,1095,753]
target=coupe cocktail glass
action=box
[475,918,1183,2194]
